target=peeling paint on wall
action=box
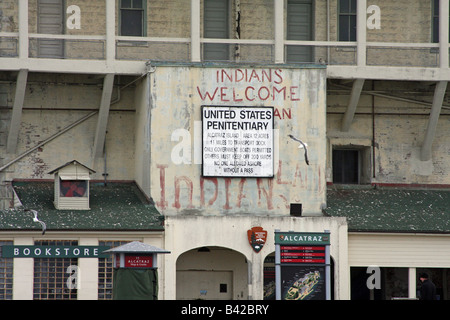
[148,64,327,216]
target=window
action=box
[120,0,146,36]
[33,240,78,300]
[98,241,130,300]
[432,0,450,43]
[0,241,13,300]
[286,0,313,63]
[332,147,371,184]
[338,0,356,41]
[60,180,87,197]
[203,0,230,61]
[333,149,359,183]
[433,0,439,43]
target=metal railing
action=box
[2,31,448,69]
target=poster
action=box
[275,231,331,300]
[281,266,326,300]
[202,106,274,177]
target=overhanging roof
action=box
[103,241,170,254]
[325,186,450,234]
[0,181,164,232]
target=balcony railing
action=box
[0,0,449,76]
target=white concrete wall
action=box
[147,64,327,216]
[163,215,349,300]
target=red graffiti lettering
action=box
[156,164,168,210]
[173,176,194,209]
[223,178,232,210]
[200,177,218,206]
[256,178,274,210]
[236,178,247,208]
[155,160,323,212]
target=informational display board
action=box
[275,231,331,300]
[202,106,274,177]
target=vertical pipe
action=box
[325,230,331,300]
[275,229,281,300]
[372,81,376,178]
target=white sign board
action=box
[202,106,274,177]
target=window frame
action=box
[119,0,147,37]
[332,146,371,185]
[337,0,357,42]
[203,0,231,61]
[59,179,88,198]
[33,240,78,300]
[432,0,450,43]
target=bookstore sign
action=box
[2,245,110,258]
[275,231,331,300]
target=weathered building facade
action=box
[0,0,449,300]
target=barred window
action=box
[33,240,78,300]
[0,241,13,300]
[98,241,130,300]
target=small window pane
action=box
[339,0,349,13]
[133,0,143,9]
[339,17,349,41]
[349,15,357,41]
[350,0,356,13]
[121,11,143,36]
[121,0,132,8]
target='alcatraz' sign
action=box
[202,106,274,177]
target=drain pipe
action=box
[0,110,98,172]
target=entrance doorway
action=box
[176,246,248,300]
[177,270,233,300]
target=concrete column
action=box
[191,0,201,62]
[93,74,115,159]
[13,237,34,300]
[77,238,99,300]
[439,0,449,68]
[7,69,28,154]
[18,0,29,59]
[342,79,365,132]
[420,81,447,161]
[106,0,116,62]
[274,0,284,63]
[408,267,417,299]
[356,0,367,67]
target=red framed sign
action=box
[124,254,154,268]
